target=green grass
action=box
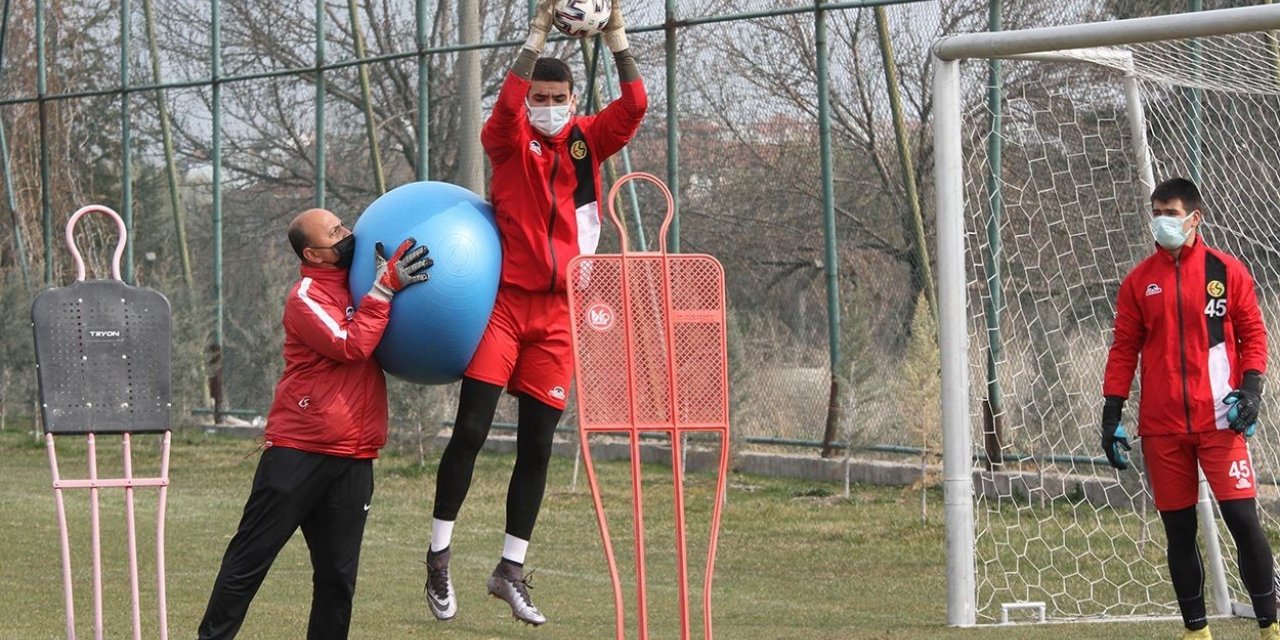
[0,430,1264,639]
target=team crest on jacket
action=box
[570,140,588,160]
[1145,283,1163,296]
[1207,280,1225,298]
[346,306,355,320]
[529,140,543,156]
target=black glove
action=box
[1099,396,1131,471]
[1224,370,1264,436]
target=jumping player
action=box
[421,0,647,626]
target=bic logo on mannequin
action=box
[587,303,615,332]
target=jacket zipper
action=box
[1175,256,1193,433]
[546,148,560,292]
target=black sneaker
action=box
[423,547,457,621]
[486,561,546,625]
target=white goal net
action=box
[935,6,1280,625]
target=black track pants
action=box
[197,446,373,640]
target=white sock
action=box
[430,518,455,553]
[503,534,530,565]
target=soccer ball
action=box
[553,0,611,38]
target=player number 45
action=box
[1205,299,1227,318]
[1229,459,1252,480]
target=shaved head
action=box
[288,208,350,265]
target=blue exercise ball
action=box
[349,181,501,385]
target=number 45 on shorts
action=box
[1229,458,1253,490]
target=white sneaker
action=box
[423,547,457,621]
[486,562,546,626]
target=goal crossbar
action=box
[934,4,1280,61]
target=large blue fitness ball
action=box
[349,181,501,385]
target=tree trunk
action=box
[821,375,842,458]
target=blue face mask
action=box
[1150,214,1194,250]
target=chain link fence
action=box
[0,0,1231,463]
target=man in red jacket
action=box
[422,0,647,627]
[197,208,432,640]
[1101,178,1276,640]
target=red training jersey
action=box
[1103,237,1268,436]
[481,70,647,293]
[264,264,392,458]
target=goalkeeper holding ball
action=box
[421,0,646,627]
[1101,177,1277,640]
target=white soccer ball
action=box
[553,0,611,39]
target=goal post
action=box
[934,5,1280,626]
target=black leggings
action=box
[1162,499,1276,630]
[1221,498,1277,627]
[432,377,563,541]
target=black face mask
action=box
[331,235,356,269]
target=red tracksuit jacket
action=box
[264,265,392,458]
[481,70,647,293]
[1103,237,1268,436]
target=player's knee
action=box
[448,418,490,455]
[449,378,502,454]
[1219,498,1263,536]
[1159,506,1199,547]
[517,445,552,471]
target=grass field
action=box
[0,429,1264,640]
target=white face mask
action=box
[1150,214,1194,250]
[526,100,572,137]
